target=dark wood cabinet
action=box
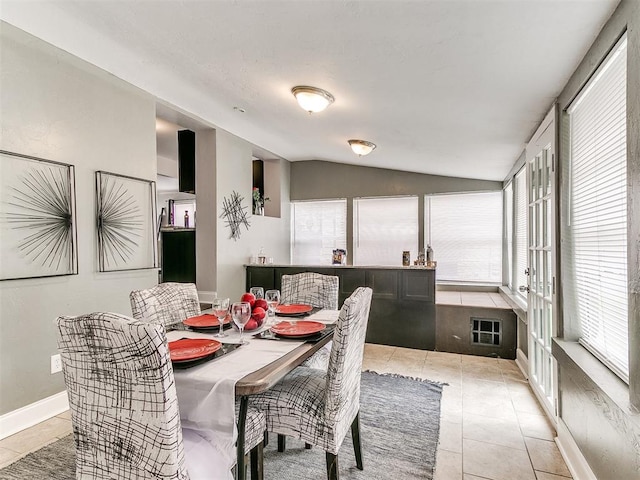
[245,265,436,350]
[161,230,196,283]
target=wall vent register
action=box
[471,318,502,346]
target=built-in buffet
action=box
[246,265,436,350]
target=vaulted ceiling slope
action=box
[1,0,619,181]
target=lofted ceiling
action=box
[1,0,619,181]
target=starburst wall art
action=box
[96,171,157,272]
[0,150,78,280]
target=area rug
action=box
[0,371,443,480]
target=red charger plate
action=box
[183,314,230,329]
[276,304,313,315]
[271,320,326,338]
[168,338,222,362]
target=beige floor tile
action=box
[461,354,499,366]
[0,447,22,469]
[361,358,389,373]
[434,449,463,480]
[463,438,536,480]
[422,366,462,387]
[464,475,494,480]
[535,471,572,480]
[462,364,504,383]
[517,411,556,441]
[462,392,518,421]
[525,438,572,478]
[363,343,395,361]
[0,417,71,454]
[56,409,71,421]
[510,389,546,416]
[438,418,463,453]
[463,412,526,450]
[428,350,462,363]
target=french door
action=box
[526,107,557,419]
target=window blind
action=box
[514,168,528,299]
[354,196,418,266]
[567,34,628,380]
[291,199,347,265]
[504,183,513,290]
[426,192,502,283]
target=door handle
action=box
[518,285,529,293]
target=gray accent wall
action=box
[0,23,159,414]
[290,160,501,200]
[555,0,640,475]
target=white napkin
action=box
[306,309,340,324]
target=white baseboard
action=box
[0,391,69,440]
[515,348,529,380]
[556,419,597,480]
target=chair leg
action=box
[305,442,312,449]
[277,434,286,452]
[325,452,339,480]
[351,411,363,470]
[263,431,269,447]
[250,442,264,480]
[236,396,249,480]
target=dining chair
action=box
[281,272,339,371]
[56,312,266,480]
[130,282,201,327]
[250,287,373,480]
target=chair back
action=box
[56,312,188,479]
[280,272,339,309]
[130,282,200,326]
[324,287,372,430]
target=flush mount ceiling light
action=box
[348,139,377,156]
[291,86,335,113]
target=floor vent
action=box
[471,318,502,346]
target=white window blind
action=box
[354,196,418,266]
[568,34,628,380]
[514,168,528,299]
[291,200,347,265]
[504,182,513,290]
[426,192,502,283]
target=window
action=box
[291,200,347,265]
[514,168,528,299]
[567,34,628,380]
[426,192,502,283]
[504,182,513,289]
[354,196,418,266]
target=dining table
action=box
[166,308,340,480]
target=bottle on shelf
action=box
[184,210,190,228]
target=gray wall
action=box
[291,160,501,200]
[0,23,159,414]
[555,0,640,476]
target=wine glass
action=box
[231,301,252,344]
[212,297,230,338]
[250,286,264,300]
[265,289,280,322]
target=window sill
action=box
[552,338,636,416]
[498,286,527,320]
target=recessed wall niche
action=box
[252,157,281,218]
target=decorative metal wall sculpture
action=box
[220,190,250,240]
[96,171,157,272]
[0,150,78,280]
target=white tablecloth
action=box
[168,310,340,479]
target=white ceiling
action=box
[2,0,619,181]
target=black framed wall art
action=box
[96,171,157,272]
[0,150,78,280]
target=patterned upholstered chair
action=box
[130,285,267,479]
[130,282,201,327]
[56,312,265,480]
[250,287,373,480]
[280,272,339,310]
[281,272,339,371]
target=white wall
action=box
[215,130,290,301]
[0,23,158,414]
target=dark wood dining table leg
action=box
[237,396,248,480]
[351,411,363,470]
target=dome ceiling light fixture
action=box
[348,139,377,156]
[291,86,335,113]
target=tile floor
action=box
[0,344,571,480]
